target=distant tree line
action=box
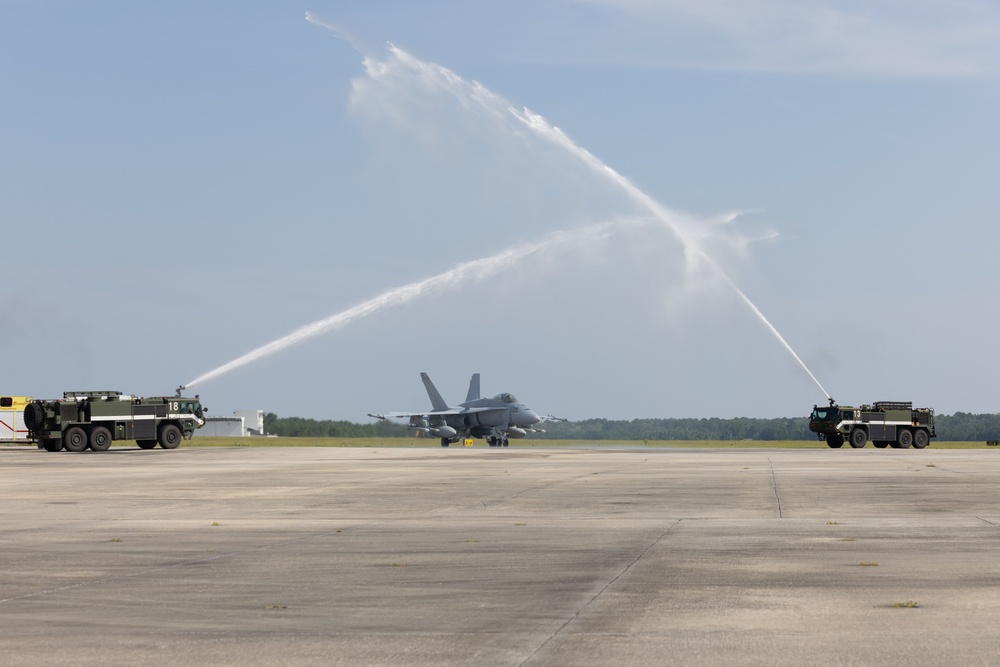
[535,413,1000,441]
[535,417,812,441]
[935,412,1000,441]
[263,411,1000,441]
[263,413,409,438]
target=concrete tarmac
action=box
[2,445,1000,666]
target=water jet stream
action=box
[508,108,831,400]
[185,224,618,388]
[188,27,830,400]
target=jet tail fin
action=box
[420,372,450,412]
[465,373,480,402]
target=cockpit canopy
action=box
[493,393,518,403]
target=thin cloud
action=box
[563,0,1000,77]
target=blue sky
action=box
[3,1,999,421]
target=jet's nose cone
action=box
[524,409,541,425]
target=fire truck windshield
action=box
[811,408,837,421]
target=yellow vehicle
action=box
[1,396,32,442]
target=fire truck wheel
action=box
[849,427,867,448]
[158,424,181,449]
[913,429,930,449]
[89,426,112,451]
[896,429,913,449]
[826,434,844,448]
[42,439,63,452]
[23,403,44,430]
[137,440,157,449]
[873,441,889,449]
[63,427,88,453]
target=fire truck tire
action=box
[63,427,88,453]
[89,426,112,451]
[896,429,913,449]
[826,434,844,448]
[913,429,930,449]
[158,424,181,449]
[42,439,63,452]
[849,427,867,448]
[873,441,889,449]
[137,440,157,449]
[23,402,44,430]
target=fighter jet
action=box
[369,373,558,447]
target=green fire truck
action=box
[809,400,936,449]
[23,391,205,452]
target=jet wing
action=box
[368,412,424,421]
[368,412,440,429]
[369,407,496,421]
[369,407,501,435]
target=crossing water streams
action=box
[187,21,830,401]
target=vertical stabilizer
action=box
[465,373,481,402]
[420,373,450,412]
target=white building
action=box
[198,416,245,437]
[234,409,265,436]
[196,409,265,437]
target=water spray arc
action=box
[348,33,830,400]
[188,22,830,401]
[184,224,617,388]
[507,108,831,400]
